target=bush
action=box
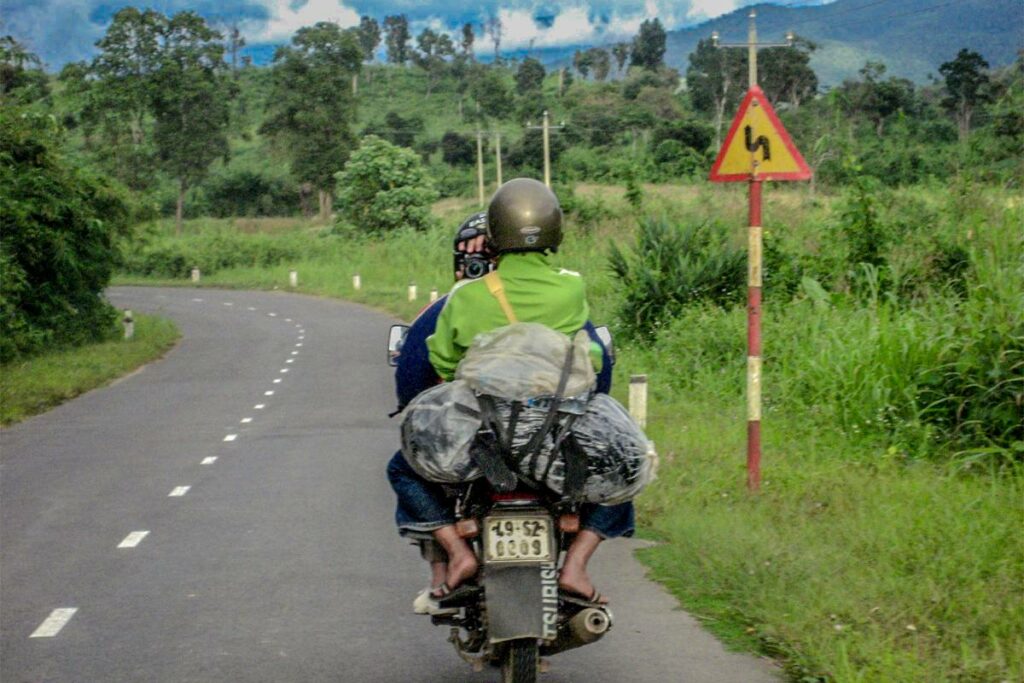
[335,136,438,233]
[202,170,298,217]
[609,217,745,339]
[0,108,128,362]
[441,131,476,166]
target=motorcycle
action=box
[387,324,616,683]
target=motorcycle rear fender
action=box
[485,562,560,644]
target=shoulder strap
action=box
[483,271,518,324]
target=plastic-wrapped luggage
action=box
[400,323,656,503]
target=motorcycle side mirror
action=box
[593,325,614,366]
[387,324,409,367]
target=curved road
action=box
[1,287,777,682]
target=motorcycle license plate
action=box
[483,515,554,564]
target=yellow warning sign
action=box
[710,86,811,182]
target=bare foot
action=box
[558,565,609,604]
[434,551,478,596]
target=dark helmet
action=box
[486,178,563,254]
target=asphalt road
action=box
[0,286,778,683]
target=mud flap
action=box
[485,562,560,644]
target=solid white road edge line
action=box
[169,486,191,497]
[29,608,78,638]
[117,531,150,548]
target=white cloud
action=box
[244,0,360,43]
[686,0,743,21]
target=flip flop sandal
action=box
[558,586,608,607]
[413,587,458,616]
[433,582,482,608]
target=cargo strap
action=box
[483,271,518,324]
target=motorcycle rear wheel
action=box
[500,639,538,683]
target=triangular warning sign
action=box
[709,86,811,182]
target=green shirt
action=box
[427,252,592,380]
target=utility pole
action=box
[494,132,503,187]
[711,10,794,493]
[526,111,565,188]
[476,130,485,207]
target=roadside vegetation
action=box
[3,9,1021,681]
[0,314,180,426]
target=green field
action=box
[115,180,1023,682]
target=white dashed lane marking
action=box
[254,404,265,410]
[241,417,253,423]
[201,457,217,465]
[290,351,298,356]
[264,391,274,396]
[117,531,150,549]
[191,298,204,303]
[295,343,303,347]
[169,486,191,497]
[223,302,233,306]
[280,369,288,373]
[286,359,294,364]
[29,608,78,638]
[285,318,292,322]
[247,307,256,311]
[273,379,281,384]
[223,434,237,442]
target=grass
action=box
[0,314,180,426]
[113,182,1023,681]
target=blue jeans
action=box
[387,451,635,539]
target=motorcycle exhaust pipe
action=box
[540,608,612,656]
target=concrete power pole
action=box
[526,111,565,188]
[476,130,485,207]
[495,132,503,187]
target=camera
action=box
[456,252,493,279]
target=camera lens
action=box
[464,256,488,279]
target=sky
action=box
[1,0,834,70]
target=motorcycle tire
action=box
[501,638,538,683]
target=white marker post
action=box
[353,274,362,290]
[429,287,439,303]
[123,310,134,340]
[629,374,648,429]
[289,270,298,288]
[408,282,417,302]
[191,268,201,283]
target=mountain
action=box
[531,0,1022,87]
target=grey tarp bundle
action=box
[400,323,656,503]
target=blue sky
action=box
[2,0,833,70]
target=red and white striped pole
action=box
[747,178,763,492]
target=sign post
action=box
[709,62,811,493]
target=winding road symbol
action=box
[744,125,771,162]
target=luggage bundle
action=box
[401,323,656,505]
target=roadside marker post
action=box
[353,274,361,290]
[408,282,417,302]
[429,287,439,303]
[289,270,298,288]
[709,10,811,492]
[191,267,200,283]
[629,374,648,429]
[123,310,134,340]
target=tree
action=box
[469,65,510,119]
[759,36,818,108]
[460,23,475,59]
[226,23,246,75]
[80,7,163,190]
[149,12,234,234]
[588,48,611,82]
[573,49,592,79]
[363,111,423,148]
[412,28,454,95]
[940,48,991,142]
[612,42,630,77]
[484,15,503,61]
[516,57,545,95]
[357,16,381,63]
[686,38,746,148]
[383,15,410,64]
[261,22,362,220]
[1,108,130,361]
[1,36,49,103]
[630,19,666,70]
[335,136,438,233]
[441,131,475,165]
[836,62,916,137]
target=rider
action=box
[388,179,633,612]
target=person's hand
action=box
[454,234,488,280]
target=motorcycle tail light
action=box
[490,491,539,502]
[558,514,580,533]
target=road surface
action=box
[0,286,778,682]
